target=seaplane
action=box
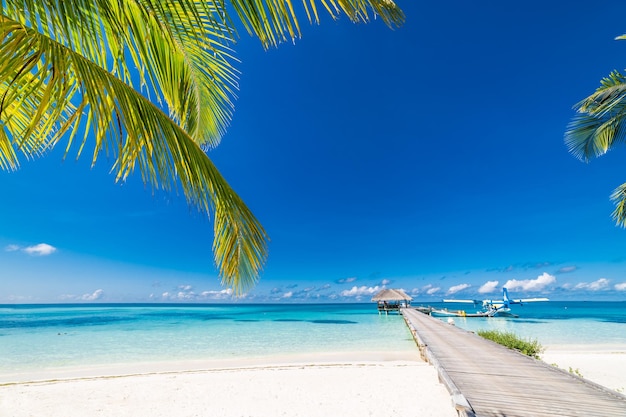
[430,288,549,318]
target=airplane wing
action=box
[511,298,549,303]
[443,299,481,304]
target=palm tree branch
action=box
[0,22,75,159]
[566,71,626,161]
[227,0,405,49]
[611,183,626,227]
[3,1,240,148]
[1,19,267,291]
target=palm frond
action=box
[0,17,267,291]
[118,0,239,146]
[228,0,405,48]
[3,0,238,148]
[565,71,626,161]
[611,183,626,227]
[0,126,18,170]
[565,113,626,161]
[0,21,76,160]
[0,0,406,291]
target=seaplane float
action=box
[430,288,548,318]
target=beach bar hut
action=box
[371,289,412,314]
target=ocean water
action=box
[0,303,416,374]
[1,302,625,375]
[422,301,626,347]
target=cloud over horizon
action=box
[161,285,235,301]
[6,243,57,256]
[341,285,380,297]
[447,283,470,295]
[82,289,104,301]
[503,272,556,292]
[574,278,610,291]
[478,280,499,294]
[59,289,104,302]
[424,285,440,295]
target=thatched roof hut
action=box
[371,289,412,314]
[371,288,412,302]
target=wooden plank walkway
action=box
[402,308,626,417]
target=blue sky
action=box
[3,0,626,303]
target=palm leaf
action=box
[0,17,267,291]
[228,0,405,48]
[565,71,626,161]
[567,70,626,229]
[0,0,405,291]
[611,183,626,227]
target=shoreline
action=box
[0,349,422,384]
[0,357,459,417]
[2,347,624,416]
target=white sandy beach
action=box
[541,346,626,393]
[0,355,458,417]
[2,348,625,417]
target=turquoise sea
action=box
[425,300,626,347]
[1,302,625,376]
[0,303,416,376]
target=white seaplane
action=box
[430,288,549,318]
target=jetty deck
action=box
[402,308,626,417]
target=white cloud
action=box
[478,280,499,294]
[199,288,234,299]
[6,243,57,255]
[81,289,104,301]
[59,289,104,302]
[574,278,610,291]
[282,291,293,298]
[426,287,440,295]
[163,287,235,301]
[380,279,391,286]
[177,291,195,300]
[557,266,577,274]
[447,283,470,295]
[341,285,380,297]
[615,283,626,291]
[337,277,357,284]
[6,295,34,302]
[23,243,57,256]
[503,272,556,292]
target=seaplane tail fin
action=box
[502,287,510,302]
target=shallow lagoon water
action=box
[423,301,626,347]
[0,303,415,372]
[1,301,625,373]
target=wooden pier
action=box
[401,308,626,417]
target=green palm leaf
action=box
[1,17,267,291]
[565,71,626,161]
[228,0,404,48]
[566,70,626,227]
[0,0,404,292]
